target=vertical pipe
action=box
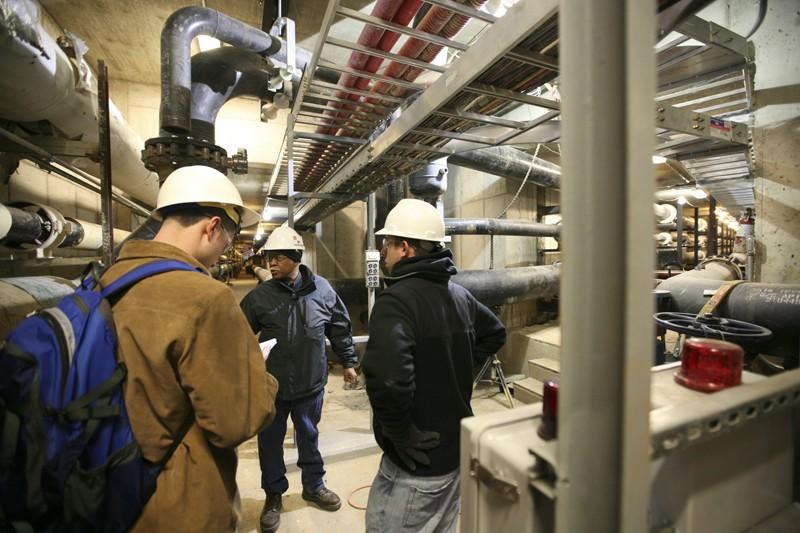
[746,235,755,281]
[367,192,376,318]
[97,60,115,267]
[708,196,717,256]
[287,113,295,229]
[559,0,653,531]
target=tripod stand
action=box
[473,354,514,408]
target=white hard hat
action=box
[156,165,261,228]
[265,225,305,250]
[376,198,445,241]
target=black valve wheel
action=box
[653,312,772,343]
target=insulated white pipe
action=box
[653,203,677,224]
[655,231,672,246]
[0,0,159,205]
[0,204,11,240]
[70,219,131,250]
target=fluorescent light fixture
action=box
[691,189,707,199]
[652,155,667,164]
[676,196,687,205]
[197,35,220,52]
[262,206,272,221]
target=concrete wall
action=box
[698,1,800,283]
[444,162,546,375]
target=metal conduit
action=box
[445,218,561,237]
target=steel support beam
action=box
[557,1,653,531]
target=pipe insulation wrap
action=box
[0,0,159,205]
[654,203,677,224]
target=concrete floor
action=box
[227,277,512,532]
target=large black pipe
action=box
[189,47,277,143]
[448,146,561,189]
[658,265,800,364]
[160,6,282,134]
[445,218,561,238]
[328,265,561,307]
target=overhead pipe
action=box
[0,0,159,206]
[189,47,279,143]
[159,6,283,134]
[445,218,561,238]
[448,146,562,189]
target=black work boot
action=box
[260,493,282,533]
[302,486,342,511]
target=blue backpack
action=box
[0,259,203,532]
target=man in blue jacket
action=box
[363,199,507,533]
[240,225,357,533]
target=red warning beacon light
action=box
[674,337,743,393]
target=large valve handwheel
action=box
[653,312,772,343]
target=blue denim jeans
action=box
[366,455,460,533]
[258,388,325,494]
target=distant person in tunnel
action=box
[240,224,357,533]
[363,198,507,533]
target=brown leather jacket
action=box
[101,240,277,532]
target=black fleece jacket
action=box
[363,249,507,476]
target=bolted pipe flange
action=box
[229,148,249,175]
[142,135,233,182]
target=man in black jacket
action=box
[240,225,357,533]
[363,199,507,533]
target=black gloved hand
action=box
[384,423,440,472]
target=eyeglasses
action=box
[267,253,290,263]
[221,226,237,255]
[380,237,397,250]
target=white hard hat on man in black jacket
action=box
[363,197,507,533]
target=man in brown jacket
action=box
[100,165,278,532]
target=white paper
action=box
[259,339,277,361]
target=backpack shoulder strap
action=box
[100,260,205,299]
